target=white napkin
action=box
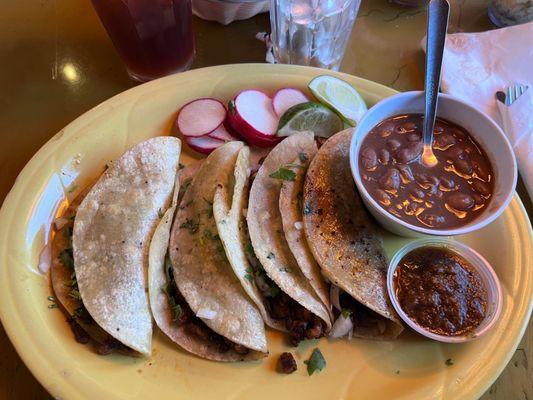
[438,22,533,199]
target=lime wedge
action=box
[277,102,344,138]
[308,75,368,126]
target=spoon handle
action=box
[423,0,450,148]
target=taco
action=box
[168,141,268,360]
[303,129,404,340]
[65,137,182,356]
[246,132,332,346]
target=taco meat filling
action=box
[58,222,130,355]
[162,262,250,355]
[245,241,326,346]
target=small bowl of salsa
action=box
[387,239,502,343]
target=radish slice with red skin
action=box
[176,98,227,137]
[208,124,238,142]
[227,91,281,148]
[185,135,224,155]
[272,88,309,117]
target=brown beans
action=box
[361,147,377,170]
[454,159,473,175]
[387,139,401,151]
[397,142,422,164]
[472,180,491,197]
[418,213,446,227]
[398,164,414,183]
[445,146,464,160]
[435,134,456,149]
[408,133,421,142]
[410,188,425,201]
[447,193,474,211]
[374,189,391,206]
[379,168,400,191]
[440,176,455,190]
[378,149,390,164]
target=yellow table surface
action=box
[0,0,530,399]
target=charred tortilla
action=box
[303,129,403,339]
[169,141,268,356]
[247,132,332,333]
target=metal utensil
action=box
[496,83,529,106]
[421,0,450,167]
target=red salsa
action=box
[358,114,494,230]
[394,246,487,336]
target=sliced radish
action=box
[185,135,224,155]
[176,98,226,137]
[272,88,309,117]
[208,124,238,142]
[227,90,281,148]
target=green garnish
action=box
[179,218,199,234]
[303,202,312,215]
[445,358,454,366]
[304,348,326,376]
[203,229,220,241]
[269,167,296,182]
[245,242,254,255]
[158,208,164,218]
[266,252,275,260]
[69,289,81,300]
[299,152,308,162]
[244,273,254,282]
[171,304,183,322]
[341,308,353,318]
[59,249,74,269]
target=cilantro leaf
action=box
[299,152,308,162]
[179,217,199,234]
[266,252,275,260]
[303,202,312,215]
[244,273,254,282]
[341,308,353,318]
[304,348,326,375]
[269,167,296,182]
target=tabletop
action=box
[0,0,531,399]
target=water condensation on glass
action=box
[270,0,361,70]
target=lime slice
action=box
[308,75,368,126]
[277,102,344,138]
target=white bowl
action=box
[387,238,503,343]
[349,91,517,237]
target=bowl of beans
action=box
[349,91,517,237]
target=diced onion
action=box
[330,284,341,311]
[294,221,303,230]
[196,307,217,320]
[38,243,52,274]
[329,314,354,339]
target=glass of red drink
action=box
[91,0,195,82]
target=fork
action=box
[496,83,529,106]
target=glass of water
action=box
[269,0,361,70]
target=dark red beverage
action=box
[92,0,195,81]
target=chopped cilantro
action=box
[69,289,81,300]
[158,208,164,218]
[445,358,454,366]
[299,152,309,162]
[59,249,74,269]
[203,229,220,241]
[304,348,326,375]
[269,167,296,182]
[245,242,255,255]
[179,218,199,234]
[266,252,275,260]
[303,202,312,215]
[341,308,353,318]
[171,304,183,322]
[244,274,254,282]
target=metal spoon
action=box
[421,0,450,168]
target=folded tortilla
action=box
[303,129,403,339]
[73,137,181,356]
[169,141,268,356]
[247,132,332,331]
[278,148,333,320]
